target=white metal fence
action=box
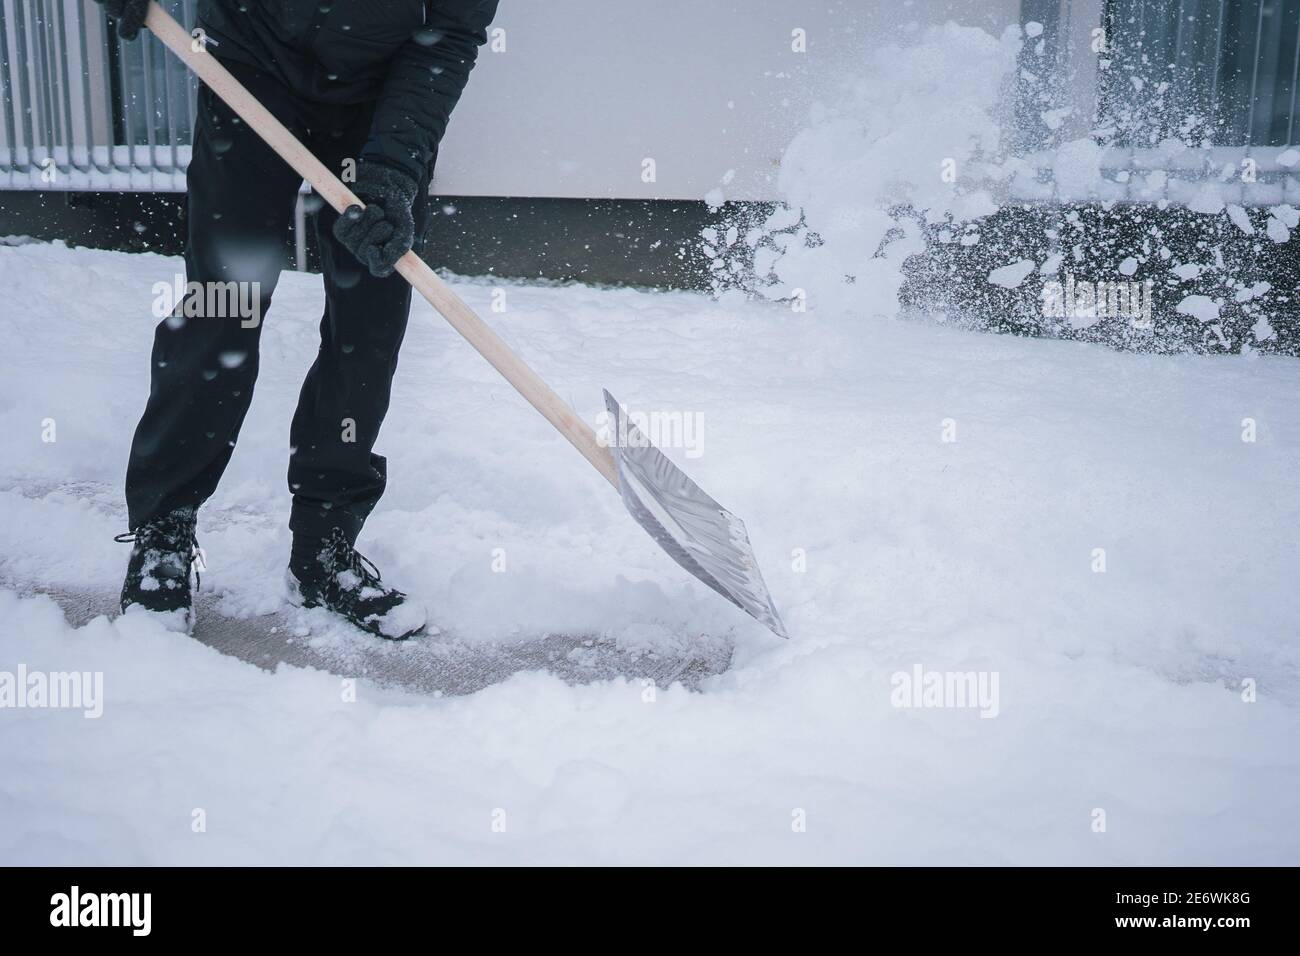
[1011,0,1300,204]
[1101,0,1300,148]
[0,0,196,190]
[2,0,1298,201]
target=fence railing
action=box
[0,0,196,190]
[1008,0,1299,204]
[3,0,1299,203]
[1100,0,1300,148]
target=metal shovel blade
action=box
[603,391,788,638]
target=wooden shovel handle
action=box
[145,2,620,488]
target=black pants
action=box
[125,58,430,545]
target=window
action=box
[1100,0,1300,147]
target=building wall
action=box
[435,0,1023,200]
[0,0,1024,197]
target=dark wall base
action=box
[0,190,194,257]
[899,202,1299,356]
[0,191,722,289]
[4,190,1297,356]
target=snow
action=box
[987,259,1035,289]
[726,22,1018,311]
[1175,294,1222,323]
[3,16,1300,866]
[119,602,191,635]
[1272,203,1300,228]
[1234,281,1271,304]
[1052,138,1103,200]
[2,239,1299,864]
[1226,203,1255,236]
[371,596,429,640]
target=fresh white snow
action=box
[1175,294,1222,323]
[2,239,1298,864]
[987,259,1036,289]
[2,17,1299,866]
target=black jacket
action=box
[197,0,499,182]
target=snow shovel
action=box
[142,2,788,639]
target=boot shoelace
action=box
[330,536,383,591]
[114,523,202,591]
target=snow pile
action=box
[3,586,1298,865]
[703,22,1021,314]
[702,18,1298,358]
[2,241,1300,863]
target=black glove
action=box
[93,0,150,41]
[333,163,419,279]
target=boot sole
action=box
[283,571,424,641]
[119,601,195,636]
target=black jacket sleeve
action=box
[361,0,499,183]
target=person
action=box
[94,0,500,638]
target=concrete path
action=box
[6,581,733,696]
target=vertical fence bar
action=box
[1059,0,1075,103]
[78,0,111,174]
[29,0,46,167]
[183,0,198,141]
[1175,0,1198,135]
[55,0,85,173]
[162,23,178,173]
[117,19,138,175]
[1171,0,1186,65]
[1256,0,1290,146]
[294,193,308,271]
[1184,0,1218,137]
[140,23,158,173]
[1289,7,1300,144]
[1244,1,1266,145]
[104,8,127,174]
[49,0,69,165]
[1207,0,1227,140]
[13,0,36,170]
[0,2,17,184]
[32,0,59,174]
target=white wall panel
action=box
[435,0,1023,199]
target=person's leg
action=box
[286,122,433,550]
[123,60,305,531]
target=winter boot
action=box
[116,507,201,633]
[286,528,427,640]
